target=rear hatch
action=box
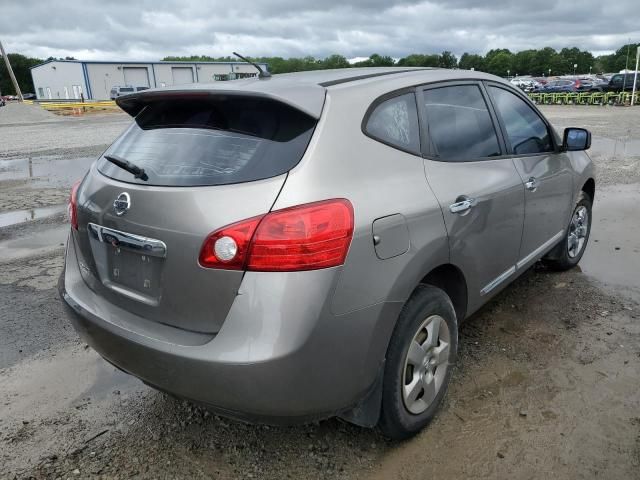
[72,92,318,333]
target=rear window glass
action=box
[97,96,317,186]
[365,93,420,153]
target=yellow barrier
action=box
[528,92,640,105]
[38,101,118,110]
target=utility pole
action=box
[632,46,640,107]
[0,40,23,101]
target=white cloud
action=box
[2,0,639,60]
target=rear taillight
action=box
[68,180,81,230]
[199,199,354,272]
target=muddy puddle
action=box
[580,183,640,302]
[0,224,68,260]
[0,156,94,188]
[0,204,66,228]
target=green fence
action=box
[528,91,640,105]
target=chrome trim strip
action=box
[480,266,516,296]
[87,222,167,258]
[516,230,564,270]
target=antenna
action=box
[232,52,271,79]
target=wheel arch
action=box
[582,177,595,202]
[418,263,468,322]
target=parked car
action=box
[0,97,4,107]
[535,78,591,93]
[109,85,148,100]
[603,73,640,92]
[510,77,541,92]
[22,93,36,100]
[60,68,595,439]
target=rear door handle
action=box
[525,177,539,191]
[449,196,477,214]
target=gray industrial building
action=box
[30,59,269,101]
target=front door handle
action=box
[525,177,539,191]
[449,196,477,214]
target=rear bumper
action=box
[60,233,402,424]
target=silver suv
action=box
[60,67,594,439]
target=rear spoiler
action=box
[116,85,326,119]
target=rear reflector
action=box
[199,199,354,272]
[68,180,81,230]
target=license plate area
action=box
[108,247,163,297]
[87,223,167,305]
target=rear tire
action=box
[379,285,458,440]
[544,191,592,271]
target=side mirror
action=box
[563,127,591,151]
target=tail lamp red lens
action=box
[68,180,81,230]
[199,199,354,272]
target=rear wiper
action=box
[104,154,149,181]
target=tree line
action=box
[164,43,639,77]
[2,43,639,95]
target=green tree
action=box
[594,43,640,73]
[353,53,395,67]
[485,49,513,76]
[530,47,559,77]
[0,53,42,95]
[458,53,485,71]
[438,51,458,69]
[397,54,440,67]
[512,49,536,76]
[320,54,350,69]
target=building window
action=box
[38,87,44,98]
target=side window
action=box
[422,85,501,161]
[365,93,420,153]
[489,86,553,155]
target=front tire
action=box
[379,285,458,440]
[544,191,592,270]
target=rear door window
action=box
[421,84,501,161]
[97,96,317,186]
[364,93,420,154]
[488,86,554,155]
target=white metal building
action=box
[30,59,269,100]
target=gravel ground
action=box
[542,105,640,185]
[0,103,639,479]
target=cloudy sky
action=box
[2,0,639,61]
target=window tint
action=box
[365,93,420,153]
[422,85,501,160]
[489,86,553,155]
[97,97,316,186]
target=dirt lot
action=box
[0,103,639,479]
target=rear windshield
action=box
[98,96,317,186]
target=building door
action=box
[123,67,150,88]
[171,67,194,85]
[64,87,69,99]
[72,85,80,99]
[46,87,52,99]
